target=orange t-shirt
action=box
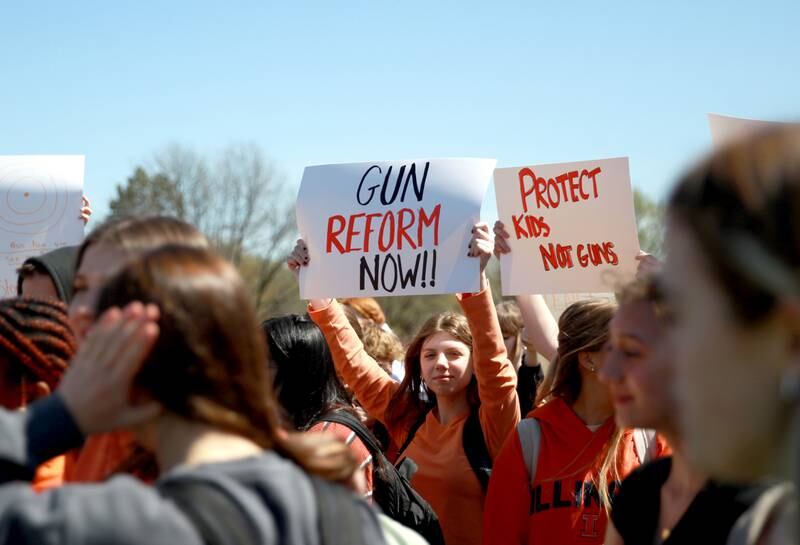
[64,430,137,483]
[482,398,669,545]
[310,285,521,545]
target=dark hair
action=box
[668,125,800,323]
[385,311,478,431]
[262,314,353,430]
[0,298,76,392]
[96,245,357,482]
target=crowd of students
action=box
[0,126,798,544]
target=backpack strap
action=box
[319,410,384,456]
[461,407,492,491]
[158,478,259,545]
[632,428,658,465]
[517,418,542,481]
[309,476,368,545]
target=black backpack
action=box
[159,474,370,545]
[397,405,493,491]
[319,410,445,545]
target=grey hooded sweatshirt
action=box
[0,395,387,545]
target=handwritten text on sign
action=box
[297,158,495,298]
[0,156,85,297]
[494,157,639,294]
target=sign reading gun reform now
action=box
[296,158,495,299]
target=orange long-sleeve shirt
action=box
[482,398,669,545]
[64,430,137,483]
[310,284,520,545]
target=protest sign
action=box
[708,113,786,148]
[296,158,495,298]
[494,157,639,295]
[0,155,85,297]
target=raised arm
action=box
[493,221,559,366]
[464,223,521,458]
[289,240,406,443]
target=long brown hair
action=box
[96,245,356,482]
[385,311,478,432]
[668,126,800,323]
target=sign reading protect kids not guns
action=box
[296,158,496,299]
[494,157,639,295]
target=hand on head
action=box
[58,302,162,436]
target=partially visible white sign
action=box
[0,155,85,297]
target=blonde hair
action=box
[362,321,404,374]
[535,298,622,511]
[496,301,524,365]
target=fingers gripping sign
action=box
[58,302,163,435]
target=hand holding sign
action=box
[291,221,492,301]
[296,158,495,299]
[494,157,639,295]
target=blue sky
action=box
[1,1,797,221]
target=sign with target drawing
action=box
[0,156,85,297]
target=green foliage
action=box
[107,144,297,318]
[633,188,665,257]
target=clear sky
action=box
[1,1,797,221]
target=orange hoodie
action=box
[482,398,668,545]
[309,285,520,545]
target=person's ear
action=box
[578,351,596,372]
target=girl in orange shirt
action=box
[289,222,521,545]
[484,223,665,545]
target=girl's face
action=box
[600,301,676,434]
[69,244,129,342]
[420,332,473,398]
[661,220,791,481]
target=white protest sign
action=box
[708,113,786,148]
[297,158,496,298]
[0,156,85,297]
[494,157,639,295]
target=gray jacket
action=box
[0,395,386,545]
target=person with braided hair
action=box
[0,297,77,490]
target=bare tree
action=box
[110,143,299,316]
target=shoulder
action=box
[616,457,671,505]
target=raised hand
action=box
[80,196,93,225]
[58,302,162,435]
[493,220,511,257]
[468,222,494,274]
[287,239,309,279]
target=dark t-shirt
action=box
[611,457,756,544]
[517,354,543,416]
